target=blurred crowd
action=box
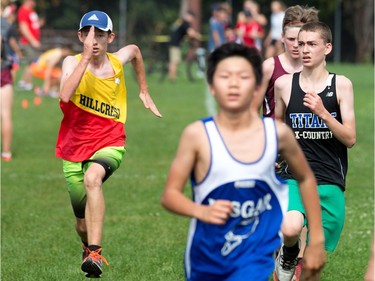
[207,0,286,57]
[1,0,288,96]
[1,0,70,97]
[167,0,287,81]
[1,0,71,161]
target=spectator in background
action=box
[31,45,72,97]
[243,0,267,27]
[17,0,42,91]
[235,9,264,52]
[0,3,20,161]
[235,12,247,44]
[2,3,23,79]
[168,10,201,82]
[220,2,237,43]
[208,4,228,53]
[242,1,267,52]
[264,1,286,59]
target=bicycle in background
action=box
[139,36,207,83]
[185,38,207,82]
[138,35,169,83]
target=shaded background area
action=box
[27,0,374,63]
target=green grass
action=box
[1,63,373,280]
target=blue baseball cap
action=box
[79,10,113,32]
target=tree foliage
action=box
[35,0,373,62]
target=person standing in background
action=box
[263,1,286,59]
[2,3,23,79]
[208,4,228,53]
[235,9,264,52]
[168,10,201,82]
[243,0,267,27]
[1,2,21,161]
[242,0,267,52]
[17,0,42,91]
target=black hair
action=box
[206,42,263,85]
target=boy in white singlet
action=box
[161,42,325,281]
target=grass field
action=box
[1,63,373,281]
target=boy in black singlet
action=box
[274,21,356,281]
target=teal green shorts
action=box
[287,179,345,252]
[62,146,125,218]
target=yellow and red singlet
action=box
[56,53,127,162]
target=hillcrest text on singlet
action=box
[56,53,127,162]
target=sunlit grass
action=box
[1,63,373,280]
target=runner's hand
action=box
[301,242,326,280]
[139,90,162,118]
[197,200,233,224]
[82,26,95,61]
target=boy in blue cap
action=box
[56,10,162,278]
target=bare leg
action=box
[168,62,178,81]
[365,236,374,281]
[21,64,33,85]
[282,210,305,247]
[1,84,13,155]
[75,218,88,243]
[299,227,308,257]
[84,163,106,246]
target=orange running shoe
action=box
[81,248,109,278]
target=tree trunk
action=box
[343,0,374,63]
[180,0,201,32]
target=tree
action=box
[182,0,202,31]
[342,0,374,63]
[36,0,373,63]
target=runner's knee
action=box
[281,211,304,238]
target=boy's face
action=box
[298,30,332,67]
[78,27,115,55]
[282,26,301,59]
[209,56,258,112]
[217,10,228,22]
